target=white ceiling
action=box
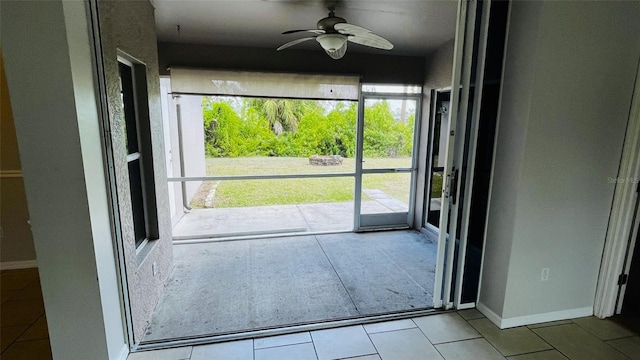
[152,0,458,57]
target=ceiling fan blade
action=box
[282,29,325,35]
[348,33,393,50]
[277,37,316,51]
[334,23,372,35]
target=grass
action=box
[191,157,442,208]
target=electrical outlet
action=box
[152,262,157,277]
[541,267,550,281]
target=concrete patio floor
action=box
[142,230,438,342]
[172,199,409,239]
[172,195,441,239]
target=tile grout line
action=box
[309,331,321,360]
[606,334,639,341]
[363,324,382,360]
[465,319,556,359]
[529,324,587,360]
[313,235,361,314]
[523,321,558,357]
[253,339,313,351]
[364,325,418,336]
[463,316,508,359]
[410,316,450,359]
[1,324,32,356]
[1,272,48,357]
[572,320,637,342]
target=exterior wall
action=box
[0,52,36,267]
[166,85,184,224]
[98,0,173,342]
[424,39,455,90]
[479,0,640,327]
[1,0,127,358]
[159,78,178,222]
[160,87,206,223]
[176,95,205,204]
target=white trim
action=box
[434,0,469,310]
[456,302,476,310]
[0,260,38,270]
[476,0,512,305]
[454,0,492,308]
[476,302,502,327]
[115,344,129,360]
[477,302,592,329]
[617,204,640,313]
[594,59,640,319]
[476,0,514,306]
[501,307,593,329]
[0,170,23,178]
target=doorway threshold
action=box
[134,307,445,352]
[172,229,353,244]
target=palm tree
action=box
[262,99,299,135]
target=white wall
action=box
[160,78,177,220]
[1,0,127,358]
[179,96,206,203]
[479,0,640,327]
[163,93,206,223]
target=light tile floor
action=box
[129,309,640,360]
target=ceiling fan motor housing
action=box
[317,12,346,33]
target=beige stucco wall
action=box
[98,0,173,342]
[424,39,455,90]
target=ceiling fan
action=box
[277,8,394,60]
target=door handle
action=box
[450,168,459,205]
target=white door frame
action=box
[594,60,640,318]
[432,0,472,309]
[452,0,492,309]
[354,91,422,231]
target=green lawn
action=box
[191,157,442,208]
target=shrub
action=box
[202,97,413,158]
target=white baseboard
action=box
[477,302,503,327]
[477,302,592,329]
[114,344,129,360]
[0,260,38,270]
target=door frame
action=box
[594,59,640,317]
[432,0,476,310]
[423,88,451,236]
[354,91,423,231]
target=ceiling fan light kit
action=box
[317,34,348,52]
[278,9,393,60]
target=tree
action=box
[244,98,322,135]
